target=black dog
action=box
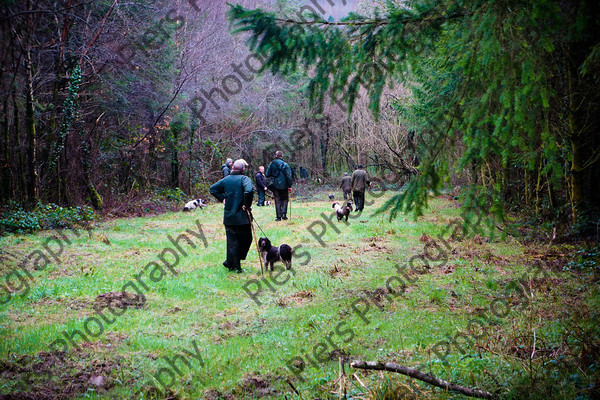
[258,237,293,271]
[332,201,353,221]
[343,201,353,220]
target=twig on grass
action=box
[285,379,302,399]
[350,360,493,399]
[339,357,346,399]
[353,373,366,387]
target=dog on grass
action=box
[258,237,293,271]
[332,201,353,222]
[183,199,206,211]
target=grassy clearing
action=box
[0,189,598,399]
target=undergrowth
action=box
[0,202,95,234]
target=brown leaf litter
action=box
[0,351,122,399]
[275,290,314,307]
[94,291,145,310]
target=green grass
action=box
[0,190,598,399]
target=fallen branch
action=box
[350,360,493,399]
[285,379,301,398]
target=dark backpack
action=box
[266,161,285,190]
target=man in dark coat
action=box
[351,164,370,212]
[300,166,309,179]
[266,150,293,221]
[221,158,233,177]
[210,159,254,273]
[340,172,352,200]
[255,165,268,206]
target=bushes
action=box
[102,188,188,218]
[153,187,186,202]
[0,202,95,234]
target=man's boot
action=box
[281,200,289,220]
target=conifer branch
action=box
[272,11,472,27]
[273,17,388,26]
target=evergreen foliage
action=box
[228,0,600,234]
[0,202,94,233]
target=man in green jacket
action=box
[210,159,254,273]
[351,164,370,212]
[340,172,352,200]
[266,150,293,221]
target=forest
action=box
[1,0,599,399]
[1,0,417,217]
[1,0,598,232]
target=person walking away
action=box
[255,166,268,206]
[300,166,309,180]
[351,164,370,212]
[340,172,352,200]
[266,150,293,221]
[221,158,233,177]
[210,159,254,273]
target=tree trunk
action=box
[13,93,26,202]
[147,124,158,189]
[188,124,196,193]
[46,63,81,204]
[565,1,600,229]
[47,0,71,179]
[79,121,102,209]
[82,153,103,209]
[25,0,37,204]
[320,117,330,177]
[535,157,542,215]
[172,140,179,189]
[1,96,11,201]
[570,135,585,223]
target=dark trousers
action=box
[257,189,266,206]
[224,224,252,270]
[273,189,289,218]
[353,191,365,211]
[343,189,351,200]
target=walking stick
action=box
[244,206,264,275]
[289,188,292,219]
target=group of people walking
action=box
[341,165,370,212]
[210,151,293,273]
[210,159,254,273]
[210,151,369,273]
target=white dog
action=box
[183,199,205,211]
